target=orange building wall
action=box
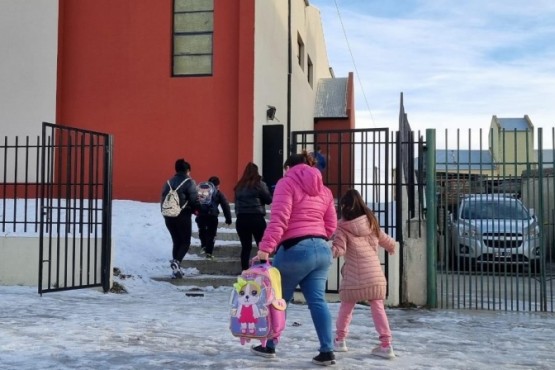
[56,0,255,202]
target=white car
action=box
[450,194,541,272]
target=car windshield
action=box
[460,199,529,220]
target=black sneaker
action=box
[312,351,336,366]
[250,345,276,358]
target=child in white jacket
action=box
[331,189,396,359]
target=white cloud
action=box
[310,0,555,137]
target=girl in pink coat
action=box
[332,189,396,359]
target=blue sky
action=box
[309,0,555,140]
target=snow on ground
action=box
[1,200,554,369]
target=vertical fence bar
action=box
[23,136,29,232]
[34,136,40,232]
[537,128,547,311]
[394,131,403,303]
[12,137,19,233]
[78,132,85,284]
[38,125,47,294]
[2,137,8,233]
[426,129,437,307]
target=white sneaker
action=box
[334,339,348,352]
[371,345,395,359]
[170,260,182,278]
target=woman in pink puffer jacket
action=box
[252,152,338,367]
[331,188,396,359]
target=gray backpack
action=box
[161,178,189,217]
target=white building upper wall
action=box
[291,2,333,131]
[0,0,58,138]
[253,0,290,162]
[253,0,333,163]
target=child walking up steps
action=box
[331,189,397,359]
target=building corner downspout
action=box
[286,0,292,155]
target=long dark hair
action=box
[234,162,262,191]
[339,189,380,237]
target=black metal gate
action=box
[38,122,113,294]
[290,128,424,301]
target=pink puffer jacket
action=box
[332,215,396,302]
[258,164,337,254]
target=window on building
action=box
[172,0,214,76]
[297,33,305,70]
[307,54,313,87]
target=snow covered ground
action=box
[1,200,554,369]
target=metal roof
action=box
[416,149,553,173]
[537,149,554,164]
[496,117,529,131]
[435,150,496,171]
[314,78,348,118]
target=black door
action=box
[262,124,284,193]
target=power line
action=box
[333,0,376,126]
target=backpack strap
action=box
[173,178,190,209]
[175,178,189,191]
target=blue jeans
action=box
[266,237,333,353]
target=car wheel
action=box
[447,249,458,271]
[456,257,475,272]
[529,260,541,274]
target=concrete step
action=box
[183,246,259,275]
[152,274,237,289]
[192,230,240,242]
[181,256,242,276]
[188,245,241,258]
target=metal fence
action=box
[1,122,113,294]
[430,127,555,312]
[1,135,42,233]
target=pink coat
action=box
[332,215,396,302]
[259,164,336,254]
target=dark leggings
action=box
[235,213,267,270]
[196,214,219,255]
[164,211,192,262]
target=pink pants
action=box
[335,299,392,346]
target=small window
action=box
[172,0,214,76]
[297,33,305,70]
[307,55,313,87]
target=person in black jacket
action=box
[195,176,232,259]
[233,162,273,271]
[160,158,200,278]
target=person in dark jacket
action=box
[233,162,273,271]
[195,176,232,259]
[160,158,200,278]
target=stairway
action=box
[151,207,340,302]
[153,206,265,288]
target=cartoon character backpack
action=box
[229,260,287,346]
[196,181,216,213]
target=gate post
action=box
[425,129,437,307]
[101,134,114,293]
